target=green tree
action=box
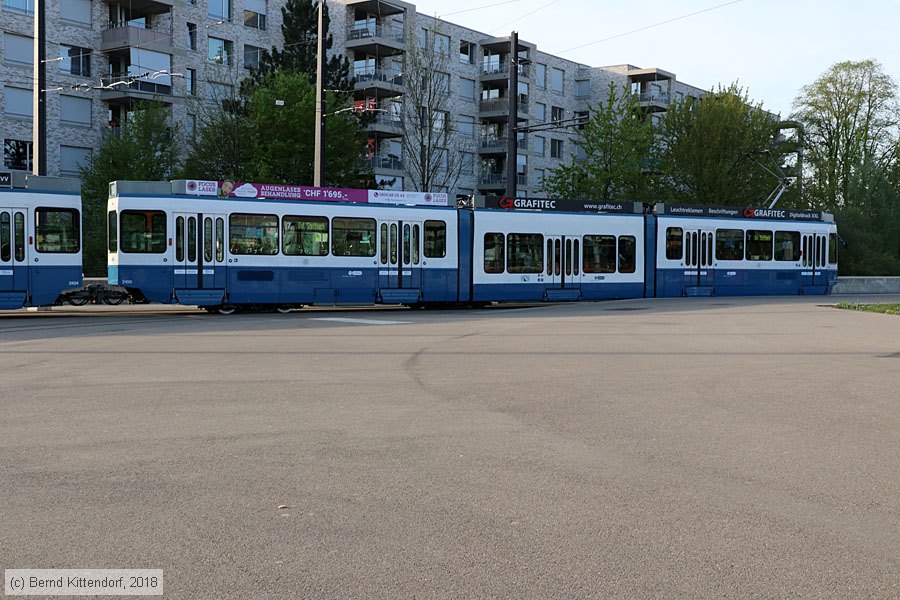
[245,71,370,186]
[183,87,256,181]
[657,83,786,206]
[792,59,899,211]
[832,159,900,275]
[245,0,352,93]
[79,102,181,276]
[544,82,655,202]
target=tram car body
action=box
[0,174,82,310]
[652,206,838,297]
[107,181,838,310]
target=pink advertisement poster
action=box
[189,180,450,206]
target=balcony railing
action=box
[101,72,172,95]
[482,63,508,76]
[371,156,403,171]
[479,98,508,112]
[635,92,670,104]
[102,24,174,49]
[479,172,506,186]
[347,24,404,42]
[354,68,404,86]
[372,112,402,127]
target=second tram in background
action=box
[107,180,838,313]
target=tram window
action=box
[14,212,24,261]
[216,218,224,262]
[412,224,420,265]
[424,220,446,258]
[583,235,616,273]
[774,231,800,261]
[403,224,411,265]
[230,213,278,255]
[204,218,213,262]
[107,211,118,253]
[573,239,579,276]
[188,217,196,262]
[483,232,504,273]
[716,229,744,261]
[0,212,9,262]
[546,239,552,275]
[745,230,773,261]
[818,236,826,268]
[565,239,572,276]
[389,223,398,264]
[665,227,683,260]
[829,233,838,264]
[507,233,543,273]
[119,210,164,254]
[283,215,328,256]
[35,208,80,253]
[618,236,636,273]
[380,224,388,264]
[332,217,376,257]
[175,216,184,262]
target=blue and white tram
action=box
[107,181,461,310]
[652,205,838,297]
[0,174,82,310]
[471,207,646,302]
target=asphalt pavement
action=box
[1,296,899,599]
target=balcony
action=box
[367,112,402,137]
[634,92,670,111]
[479,172,506,188]
[101,25,177,55]
[100,72,173,103]
[370,155,403,172]
[106,0,174,10]
[354,68,404,98]
[478,98,529,122]
[479,136,506,154]
[346,24,405,55]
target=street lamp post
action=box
[313,0,327,187]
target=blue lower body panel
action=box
[175,289,225,306]
[657,268,836,297]
[0,292,27,310]
[473,282,643,302]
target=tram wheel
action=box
[66,291,91,306]
[217,305,237,315]
[102,292,128,305]
[275,305,293,314]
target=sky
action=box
[406,0,900,118]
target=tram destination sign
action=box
[484,195,638,214]
[0,172,11,188]
[659,204,825,222]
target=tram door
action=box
[545,236,581,292]
[0,208,26,294]
[801,232,826,286]
[683,229,714,289]
[174,212,226,290]
[377,220,423,292]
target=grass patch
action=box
[834,302,900,315]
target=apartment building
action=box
[0,0,706,199]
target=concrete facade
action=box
[1,0,706,199]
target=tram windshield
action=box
[35,207,80,253]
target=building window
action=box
[551,106,564,122]
[3,139,32,171]
[461,152,474,173]
[574,110,589,130]
[3,0,33,16]
[534,136,545,157]
[208,37,232,65]
[534,168,545,190]
[59,95,92,127]
[534,102,546,122]
[60,0,90,24]
[550,67,564,93]
[58,45,91,76]
[435,72,450,93]
[208,0,231,20]
[59,145,91,176]
[575,79,590,98]
[3,87,32,118]
[458,115,475,137]
[187,23,197,50]
[4,33,33,65]
[244,0,267,30]
[550,139,563,159]
[186,113,196,141]
[459,41,474,64]
[244,44,264,70]
[459,77,475,100]
[432,32,450,56]
[535,63,546,88]
[186,68,196,95]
